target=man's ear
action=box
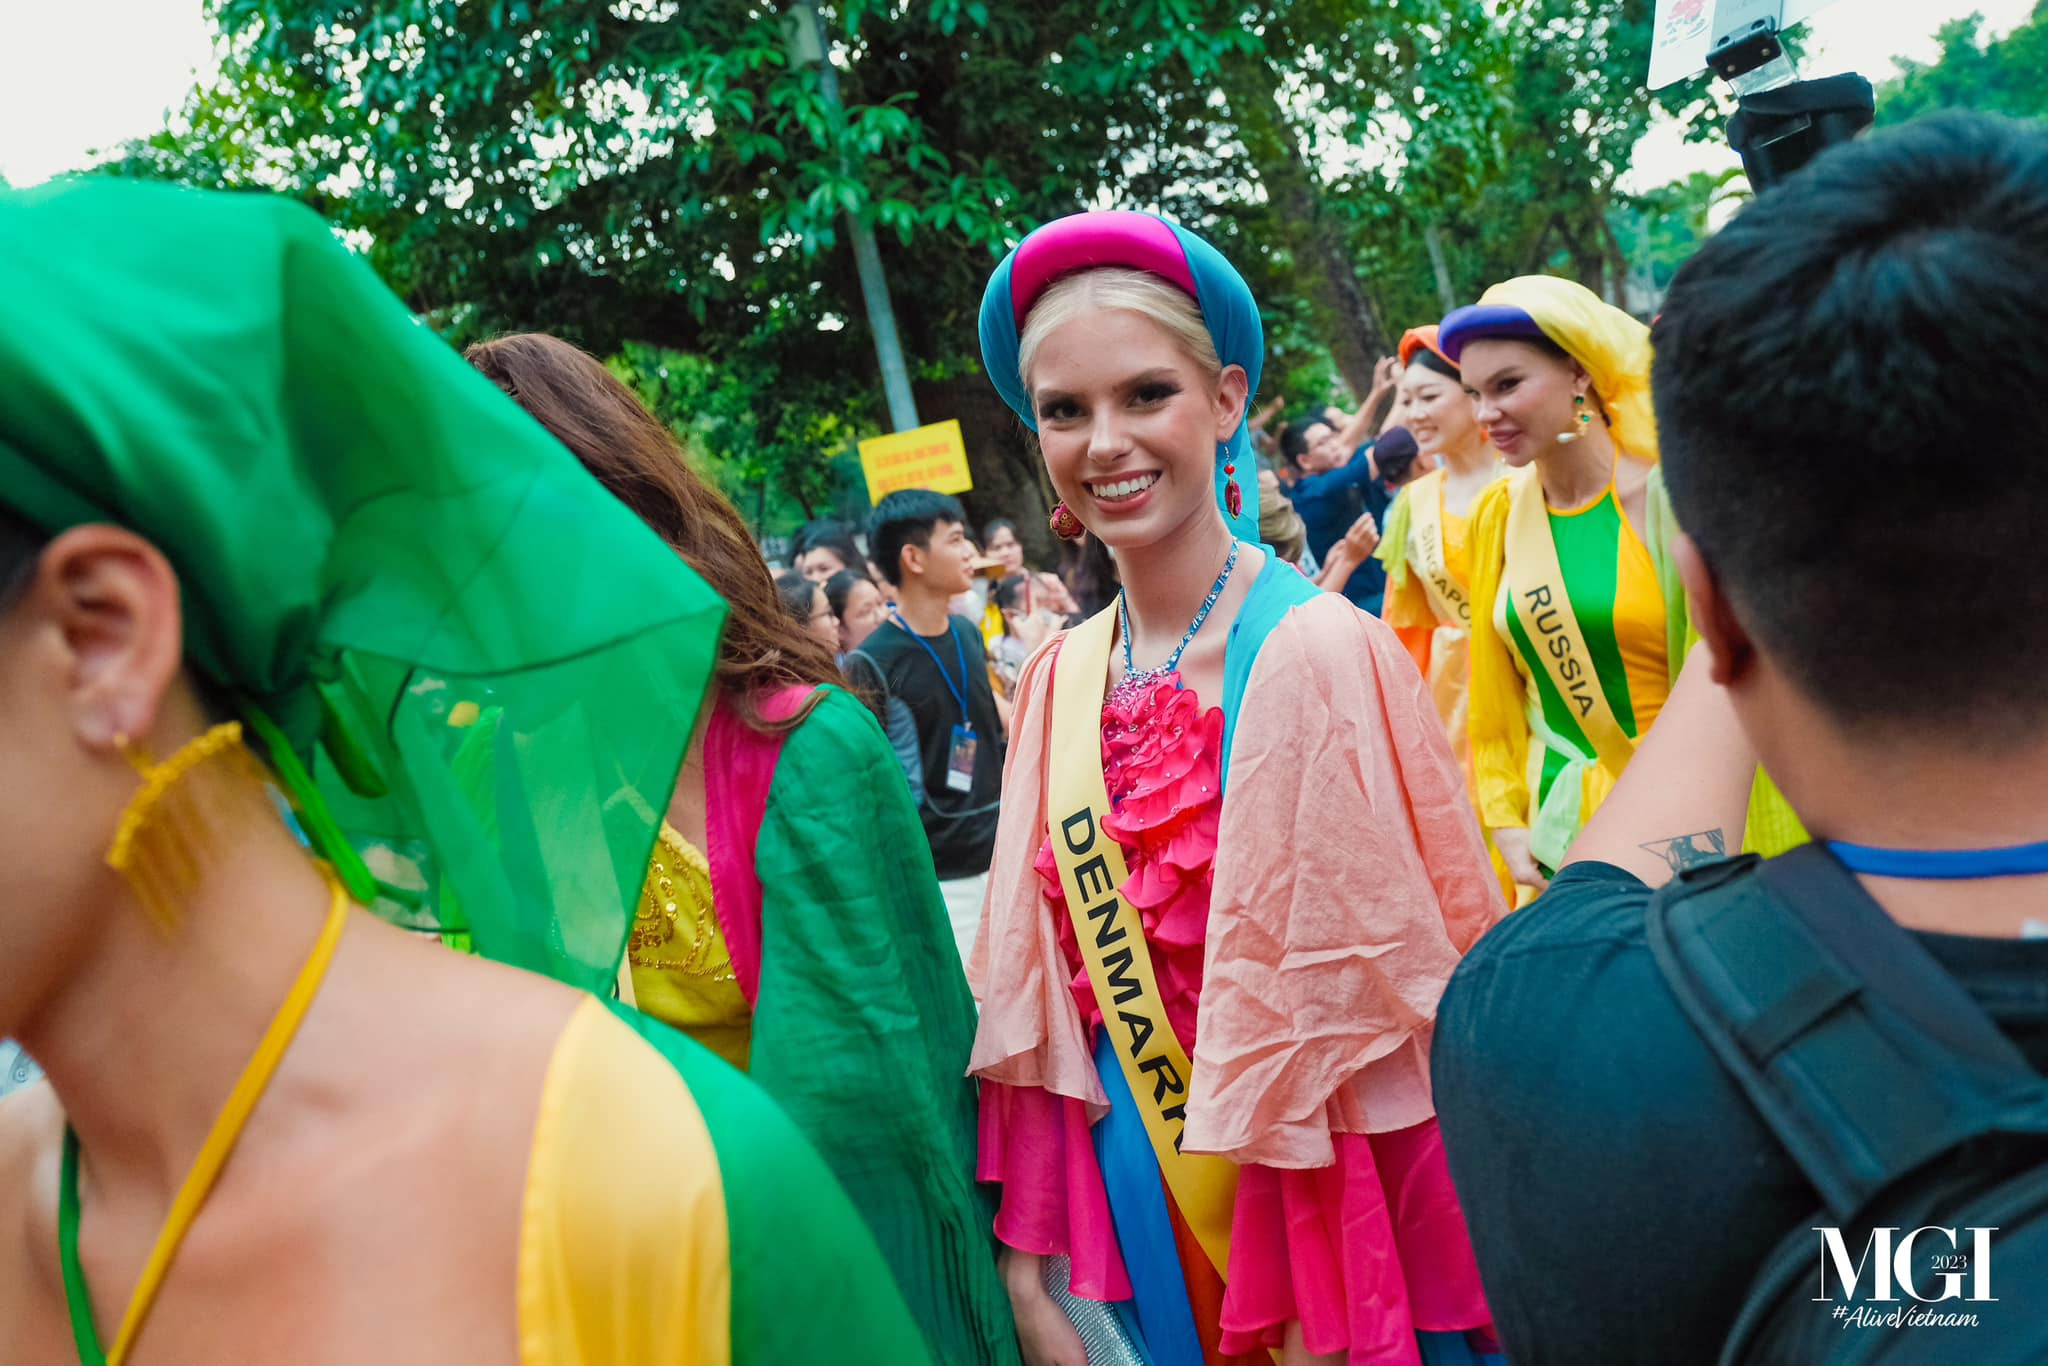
[1674,533,1755,688]
[899,541,927,581]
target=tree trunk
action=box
[1423,221,1457,313]
[1227,53,1393,402]
[913,372,1059,569]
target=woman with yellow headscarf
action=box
[1442,278,1684,896]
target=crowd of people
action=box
[3,110,2045,1365]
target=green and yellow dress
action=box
[1469,466,1803,879]
[1469,468,1677,875]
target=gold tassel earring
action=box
[106,721,272,933]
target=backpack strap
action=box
[1647,843,2048,1219]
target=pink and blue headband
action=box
[978,210,1263,542]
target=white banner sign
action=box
[1647,0,1840,89]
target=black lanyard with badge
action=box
[892,612,978,793]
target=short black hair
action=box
[868,489,965,586]
[821,567,869,622]
[772,567,817,625]
[992,572,1032,614]
[1278,407,1340,470]
[791,518,863,571]
[983,517,1018,546]
[1655,112,2048,742]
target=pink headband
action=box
[1006,209,1198,327]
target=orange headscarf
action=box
[1398,324,1457,372]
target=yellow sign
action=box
[858,419,973,504]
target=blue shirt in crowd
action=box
[1286,443,1389,612]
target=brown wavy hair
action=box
[466,333,838,731]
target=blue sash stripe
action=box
[1091,1029,1205,1366]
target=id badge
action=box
[946,724,978,792]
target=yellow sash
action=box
[1047,605,1237,1278]
[1408,471,1472,629]
[1503,472,1636,779]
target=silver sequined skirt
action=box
[1040,1253,1148,1365]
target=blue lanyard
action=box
[891,612,973,732]
[1828,839,2048,881]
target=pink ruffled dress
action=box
[978,673,1497,1363]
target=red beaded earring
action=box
[1048,501,1085,541]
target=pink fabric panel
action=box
[981,1090,1492,1359]
[1218,1124,1493,1362]
[700,686,813,1006]
[1008,210,1197,326]
[1189,593,1510,1167]
[966,638,1111,1113]
[976,1082,1133,1301]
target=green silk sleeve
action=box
[749,689,1019,1365]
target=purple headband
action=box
[1437,304,1547,364]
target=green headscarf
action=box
[0,177,725,995]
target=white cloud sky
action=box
[0,1,212,185]
[0,0,2036,190]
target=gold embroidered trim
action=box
[630,823,735,982]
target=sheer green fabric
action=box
[0,179,724,993]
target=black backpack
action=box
[1647,844,2048,1364]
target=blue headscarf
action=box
[978,210,1262,542]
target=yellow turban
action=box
[1453,275,1658,462]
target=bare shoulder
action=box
[310,916,588,1159]
[355,920,586,1070]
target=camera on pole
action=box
[1649,0,1875,191]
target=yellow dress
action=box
[627,823,752,1071]
[1380,468,1488,791]
[520,997,733,1364]
[520,997,934,1364]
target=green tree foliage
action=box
[110,0,1711,545]
[1879,5,2048,123]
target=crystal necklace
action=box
[1110,540,1240,708]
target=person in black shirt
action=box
[1432,114,2048,1362]
[861,489,1006,963]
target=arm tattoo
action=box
[1639,829,1728,873]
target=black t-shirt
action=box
[856,614,1005,878]
[1432,859,2048,1365]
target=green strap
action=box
[238,704,377,907]
[58,1127,109,1366]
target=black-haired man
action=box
[1432,114,2048,1362]
[859,489,1005,962]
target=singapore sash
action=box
[1047,605,1237,1278]
[1504,472,1636,779]
[1408,471,1472,628]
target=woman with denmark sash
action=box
[970,210,1506,1366]
[1444,279,1683,897]
[1374,325,1505,790]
